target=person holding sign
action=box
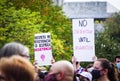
[72,56,85,74]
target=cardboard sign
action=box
[34,33,53,66]
[72,19,95,62]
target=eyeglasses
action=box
[20,55,30,60]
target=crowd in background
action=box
[0,42,120,81]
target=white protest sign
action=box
[72,19,95,62]
[34,33,53,66]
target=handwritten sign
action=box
[34,33,53,66]
[72,19,95,62]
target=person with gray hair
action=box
[44,60,74,81]
[0,42,30,59]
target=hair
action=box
[115,55,120,61]
[86,63,93,69]
[0,42,29,58]
[0,55,35,81]
[97,58,119,81]
[85,63,93,72]
[51,60,74,81]
[38,70,46,79]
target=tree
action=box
[95,13,120,61]
[0,0,72,61]
[0,0,42,61]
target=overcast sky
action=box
[64,0,120,10]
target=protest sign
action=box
[72,19,95,61]
[34,33,53,66]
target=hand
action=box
[92,56,97,61]
[33,60,39,72]
[33,60,38,66]
[72,56,77,64]
[51,58,55,64]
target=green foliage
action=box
[0,0,72,61]
[0,0,42,60]
[95,13,120,61]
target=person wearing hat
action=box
[77,71,92,81]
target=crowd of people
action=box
[0,42,120,81]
